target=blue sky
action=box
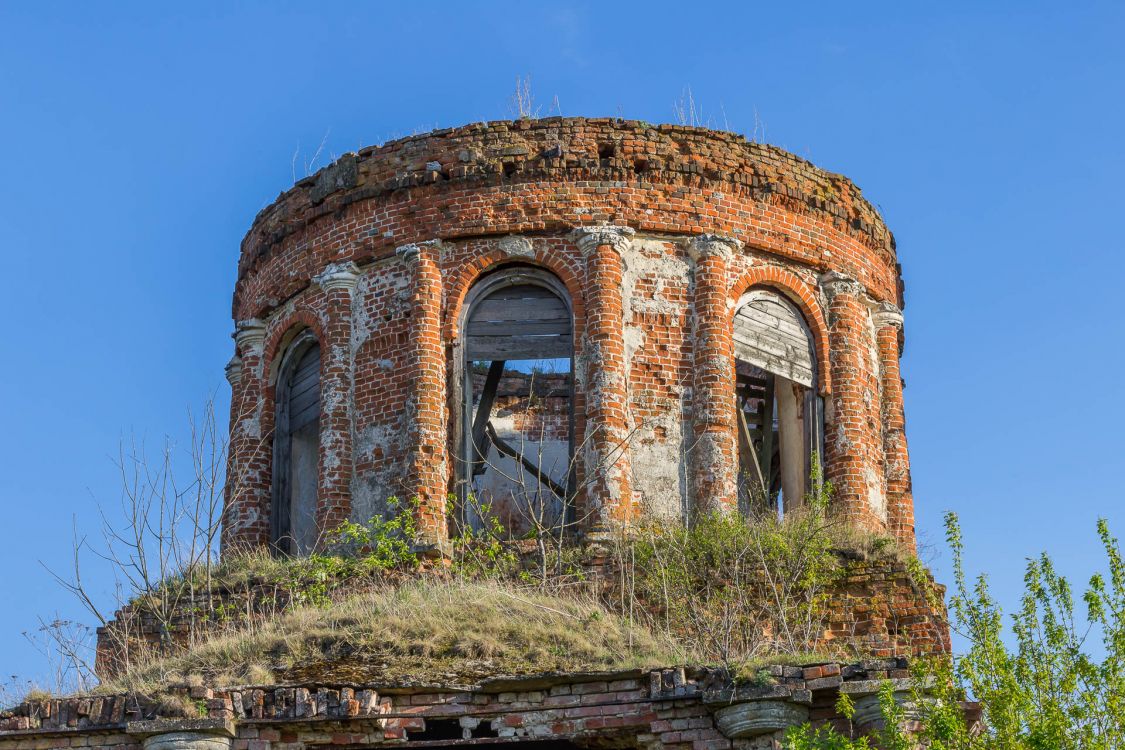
[1,1,1123,683]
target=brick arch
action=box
[257,308,329,456]
[729,266,832,394]
[262,309,327,388]
[443,244,586,346]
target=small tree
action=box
[784,514,1125,748]
[41,394,239,687]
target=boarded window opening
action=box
[459,271,575,537]
[733,291,823,517]
[272,334,321,555]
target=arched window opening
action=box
[272,332,321,555]
[734,290,824,517]
[459,268,575,538]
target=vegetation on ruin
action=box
[83,484,874,696]
[14,423,907,711]
[782,514,1125,749]
[23,404,1125,747]
[99,578,675,699]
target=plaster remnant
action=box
[498,235,535,258]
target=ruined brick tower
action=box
[223,117,914,556]
[1,118,953,749]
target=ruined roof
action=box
[239,117,894,283]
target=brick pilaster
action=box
[820,272,885,532]
[311,261,361,536]
[397,241,449,543]
[687,234,740,515]
[223,318,269,551]
[572,226,635,532]
[873,302,915,552]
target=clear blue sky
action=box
[1,1,1122,683]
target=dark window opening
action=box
[458,270,575,538]
[733,292,824,517]
[409,719,465,741]
[272,333,321,555]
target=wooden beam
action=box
[470,360,505,478]
[485,421,568,500]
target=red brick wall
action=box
[222,117,915,550]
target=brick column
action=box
[397,241,448,543]
[819,272,884,532]
[572,225,635,532]
[873,302,916,552]
[311,261,361,535]
[687,234,741,514]
[222,318,268,551]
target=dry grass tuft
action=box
[99,578,678,696]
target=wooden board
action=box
[467,284,572,361]
[734,295,815,387]
[288,345,321,431]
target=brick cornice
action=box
[239,118,895,284]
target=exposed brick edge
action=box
[239,118,894,284]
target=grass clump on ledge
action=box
[101,578,678,696]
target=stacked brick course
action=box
[222,117,916,552]
[2,659,974,749]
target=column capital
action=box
[396,239,441,263]
[872,301,904,330]
[687,233,742,262]
[224,355,243,387]
[233,318,266,356]
[312,260,361,292]
[818,271,865,300]
[571,224,635,256]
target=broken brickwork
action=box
[0,660,978,749]
[222,117,917,554]
[92,552,949,684]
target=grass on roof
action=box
[101,578,681,697]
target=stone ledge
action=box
[127,718,236,738]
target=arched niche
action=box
[456,266,575,537]
[271,329,321,554]
[733,289,824,516]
